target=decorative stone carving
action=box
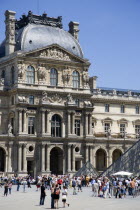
[67,93,74,104]
[17,63,25,80]
[106,128,111,139]
[39,47,71,61]
[49,93,62,103]
[41,91,50,104]
[18,96,28,103]
[82,71,89,87]
[63,67,71,85]
[8,123,13,136]
[37,66,46,82]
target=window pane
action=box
[104,123,110,132]
[105,104,109,112]
[28,117,35,134]
[29,96,34,104]
[72,71,80,88]
[51,114,61,137]
[50,68,58,86]
[26,66,35,84]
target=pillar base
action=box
[17,171,28,176]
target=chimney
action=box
[89,76,98,89]
[5,10,16,56]
[68,21,79,41]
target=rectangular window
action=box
[75,99,80,107]
[105,104,109,112]
[75,120,80,136]
[136,106,139,114]
[120,105,125,113]
[104,123,110,133]
[135,125,140,138]
[120,124,125,134]
[29,96,34,104]
[28,117,35,134]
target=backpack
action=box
[55,188,60,195]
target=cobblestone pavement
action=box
[0,185,139,210]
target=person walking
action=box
[62,186,70,208]
[8,182,12,194]
[54,184,60,209]
[51,183,55,209]
[16,178,20,191]
[40,183,46,205]
[4,182,8,196]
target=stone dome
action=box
[0,23,83,58]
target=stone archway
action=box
[0,147,5,172]
[50,147,63,175]
[96,149,107,171]
[112,149,122,163]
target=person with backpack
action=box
[54,184,60,209]
[72,178,77,195]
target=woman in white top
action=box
[62,186,70,208]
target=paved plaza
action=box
[0,185,139,210]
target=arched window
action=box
[50,68,58,86]
[11,66,15,85]
[72,71,80,88]
[26,66,35,84]
[51,114,61,137]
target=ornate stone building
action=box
[0,10,139,177]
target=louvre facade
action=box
[0,10,139,177]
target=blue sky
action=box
[0,0,140,90]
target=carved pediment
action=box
[24,44,87,63]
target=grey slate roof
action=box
[0,23,83,58]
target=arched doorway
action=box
[112,149,122,162]
[0,147,5,172]
[96,149,107,171]
[50,147,63,175]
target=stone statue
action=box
[37,66,46,81]
[41,91,50,104]
[67,93,74,104]
[8,123,13,136]
[107,128,111,138]
[17,63,24,79]
[83,71,89,87]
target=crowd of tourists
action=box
[0,174,140,208]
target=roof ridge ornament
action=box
[15,11,63,30]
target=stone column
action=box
[68,112,71,135]
[5,155,8,173]
[72,112,75,135]
[85,114,89,136]
[92,148,96,168]
[41,144,45,172]
[62,120,65,138]
[46,110,50,135]
[108,149,112,167]
[23,109,27,133]
[89,145,93,165]
[72,144,76,172]
[89,114,92,135]
[8,143,13,172]
[18,110,22,133]
[46,144,50,172]
[67,144,71,172]
[18,144,22,172]
[41,110,45,134]
[23,144,27,172]
[85,145,89,163]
